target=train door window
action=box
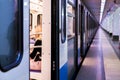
[37,14,42,26]
[0,0,23,71]
[36,14,42,34]
[67,3,75,38]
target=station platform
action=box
[75,28,120,80]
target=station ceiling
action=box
[81,0,120,23]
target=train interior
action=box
[30,0,51,80]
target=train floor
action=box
[75,27,120,80]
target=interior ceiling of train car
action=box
[81,0,120,23]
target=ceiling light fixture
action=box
[99,0,106,23]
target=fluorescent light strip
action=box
[99,0,106,23]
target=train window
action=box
[37,14,42,25]
[30,13,32,31]
[67,4,75,37]
[61,0,66,43]
[0,0,23,71]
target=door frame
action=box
[51,0,59,80]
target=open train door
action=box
[30,0,51,80]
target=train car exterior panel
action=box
[0,0,29,79]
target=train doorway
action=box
[30,0,51,80]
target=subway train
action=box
[0,0,99,80]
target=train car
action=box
[0,0,29,80]
[0,0,98,80]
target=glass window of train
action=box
[67,3,72,14]
[30,13,33,31]
[37,14,40,26]
[36,14,42,34]
[67,3,75,38]
[67,16,75,37]
[0,0,23,72]
[67,3,75,15]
